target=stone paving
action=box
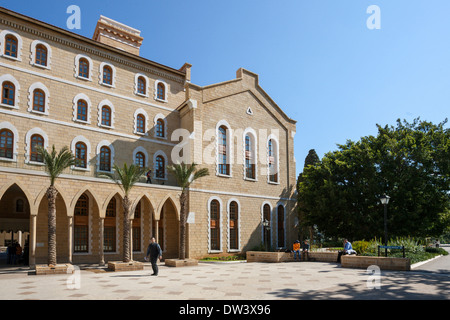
[0,259,448,300]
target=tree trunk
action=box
[179,190,188,260]
[122,196,131,263]
[47,186,58,266]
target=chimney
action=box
[93,16,143,56]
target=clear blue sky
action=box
[3,0,449,176]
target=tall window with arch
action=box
[0,129,14,159]
[245,135,255,179]
[75,142,87,169]
[210,200,220,251]
[2,81,15,106]
[135,152,145,168]
[32,89,46,113]
[104,197,116,252]
[229,201,239,251]
[155,155,165,179]
[74,194,89,253]
[4,35,18,58]
[268,139,278,183]
[218,126,229,175]
[99,146,111,172]
[78,58,89,79]
[263,204,271,249]
[157,82,165,100]
[35,44,48,66]
[133,201,142,252]
[30,134,44,163]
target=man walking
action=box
[146,237,162,276]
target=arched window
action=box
[263,204,271,249]
[136,114,145,134]
[4,35,18,58]
[137,76,146,95]
[133,201,142,252]
[156,119,165,138]
[102,65,112,85]
[0,129,14,159]
[101,106,111,127]
[277,205,285,248]
[99,146,111,172]
[2,81,15,106]
[15,199,24,213]
[245,135,255,179]
[30,134,44,163]
[210,199,220,251]
[78,58,89,79]
[77,99,88,122]
[104,197,116,252]
[35,44,48,66]
[135,152,145,168]
[155,155,165,179]
[268,139,278,183]
[218,126,229,175]
[74,194,89,253]
[229,201,239,251]
[75,142,87,168]
[157,82,165,100]
[32,89,45,113]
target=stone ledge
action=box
[341,255,411,271]
[246,251,338,263]
[107,261,144,272]
[165,259,198,267]
[35,264,74,275]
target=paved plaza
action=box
[0,252,449,301]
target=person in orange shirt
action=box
[293,240,301,261]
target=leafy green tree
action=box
[298,118,450,241]
[101,163,147,262]
[168,162,209,260]
[37,145,76,266]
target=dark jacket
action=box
[147,242,162,260]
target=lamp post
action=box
[380,194,390,257]
[262,219,270,251]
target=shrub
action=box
[352,241,370,254]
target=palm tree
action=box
[101,163,147,262]
[168,162,209,260]
[37,145,76,266]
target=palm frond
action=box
[100,163,147,196]
[167,162,209,191]
[37,145,75,186]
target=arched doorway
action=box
[0,184,31,266]
[154,197,179,259]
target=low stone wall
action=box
[107,261,144,272]
[165,258,198,267]
[341,255,410,271]
[35,264,73,275]
[246,251,338,263]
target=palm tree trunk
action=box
[179,190,188,260]
[47,186,58,266]
[122,196,131,263]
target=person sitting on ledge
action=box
[337,239,356,263]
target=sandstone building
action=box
[0,7,297,266]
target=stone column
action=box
[29,215,37,267]
[68,216,73,264]
[99,217,104,265]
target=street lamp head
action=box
[380,194,390,205]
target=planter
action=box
[107,261,144,272]
[35,264,74,275]
[165,258,198,267]
[246,251,338,263]
[341,255,411,271]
